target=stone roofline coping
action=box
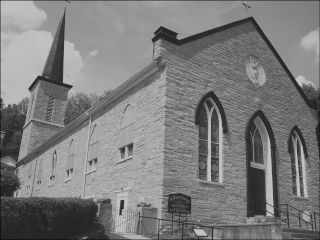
[16,59,161,167]
[28,76,73,92]
[23,118,65,130]
[152,17,317,111]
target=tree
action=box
[301,83,319,105]
[301,83,320,154]
[17,97,29,115]
[0,104,26,159]
[0,168,21,197]
[64,90,112,125]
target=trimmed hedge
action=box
[1,197,98,239]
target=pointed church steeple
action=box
[42,7,66,83]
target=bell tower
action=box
[18,7,72,161]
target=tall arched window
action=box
[288,126,308,197]
[37,159,43,187]
[49,151,57,184]
[26,164,33,192]
[45,95,55,122]
[119,105,134,161]
[66,140,75,179]
[198,98,222,182]
[88,125,99,171]
[248,122,264,165]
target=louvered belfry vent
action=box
[45,95,55,122]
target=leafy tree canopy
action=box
[301,83,319,105]
[0,168,21,197]
[64,90,113,125]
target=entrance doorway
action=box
[114,191,128,233]
[246,111,278,218]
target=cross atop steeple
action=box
[243,1,251,18]
[42,7,66,83]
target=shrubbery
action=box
[1,169,21,197]
[1,197,98,239]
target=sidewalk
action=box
[117,233,152,239]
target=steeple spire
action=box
[42,7,66,83]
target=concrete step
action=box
[282,228,320,240]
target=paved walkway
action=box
[117,233,152,239]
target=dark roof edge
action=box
[28,76,73,92]
[155,17,317,110]
[249,18,317,110]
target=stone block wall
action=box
[31,80,69,125]
[19,80,69,160]
[157,21,319,224]
[19,68,167,214]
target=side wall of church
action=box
[18,68,167,212]
[157,22,319,224]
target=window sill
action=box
[293,196,309,201]
[64,178,72,183]
[86,169,96,175]
[117,156,132,163]
[197,179,225,188]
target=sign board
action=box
[168,193,191,214]
[302,211,310,223]
[193,228,208,237]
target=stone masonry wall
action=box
[158,21,319,225]
[19,80,69,160]
[19,67,167,214]
[32,80,69,125]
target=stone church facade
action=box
[16,12,319,225]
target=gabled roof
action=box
[153,17,317,110]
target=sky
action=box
[1,1,319,105]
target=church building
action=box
[16,7,319,226]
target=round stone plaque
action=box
[245,55,266,86]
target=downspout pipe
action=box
[30,154,38,197]
[81,112,92,198]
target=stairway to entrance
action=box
[282,228,320,240]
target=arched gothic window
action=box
[119,105,134,161]
[289,128,308,197]
[37,159,43,187]
[198,98,222,182]
[88,125,99,171]
[248,122,264,165]
[50,151,57,184]
[66,140,75,179]
[45,95,55,122]
[26,164,33,192]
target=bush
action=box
[1,197,98,239]
[1,169,21,197]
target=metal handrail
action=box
[277,203,315,230]
[279,204,317,217]
[263,201,290,228]
[138,215,221,240]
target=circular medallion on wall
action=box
[245,55,266,86]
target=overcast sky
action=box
[1,1,319,105]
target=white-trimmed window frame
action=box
[119,143,133,162]
[36,159,43,188]
[199,98,223,183]
[291,132,308,198]
[87,158,97,172]
[49,151,57,186]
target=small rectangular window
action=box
[66,169,73,179]
[120,147,125,159]
[119,200,124,215]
